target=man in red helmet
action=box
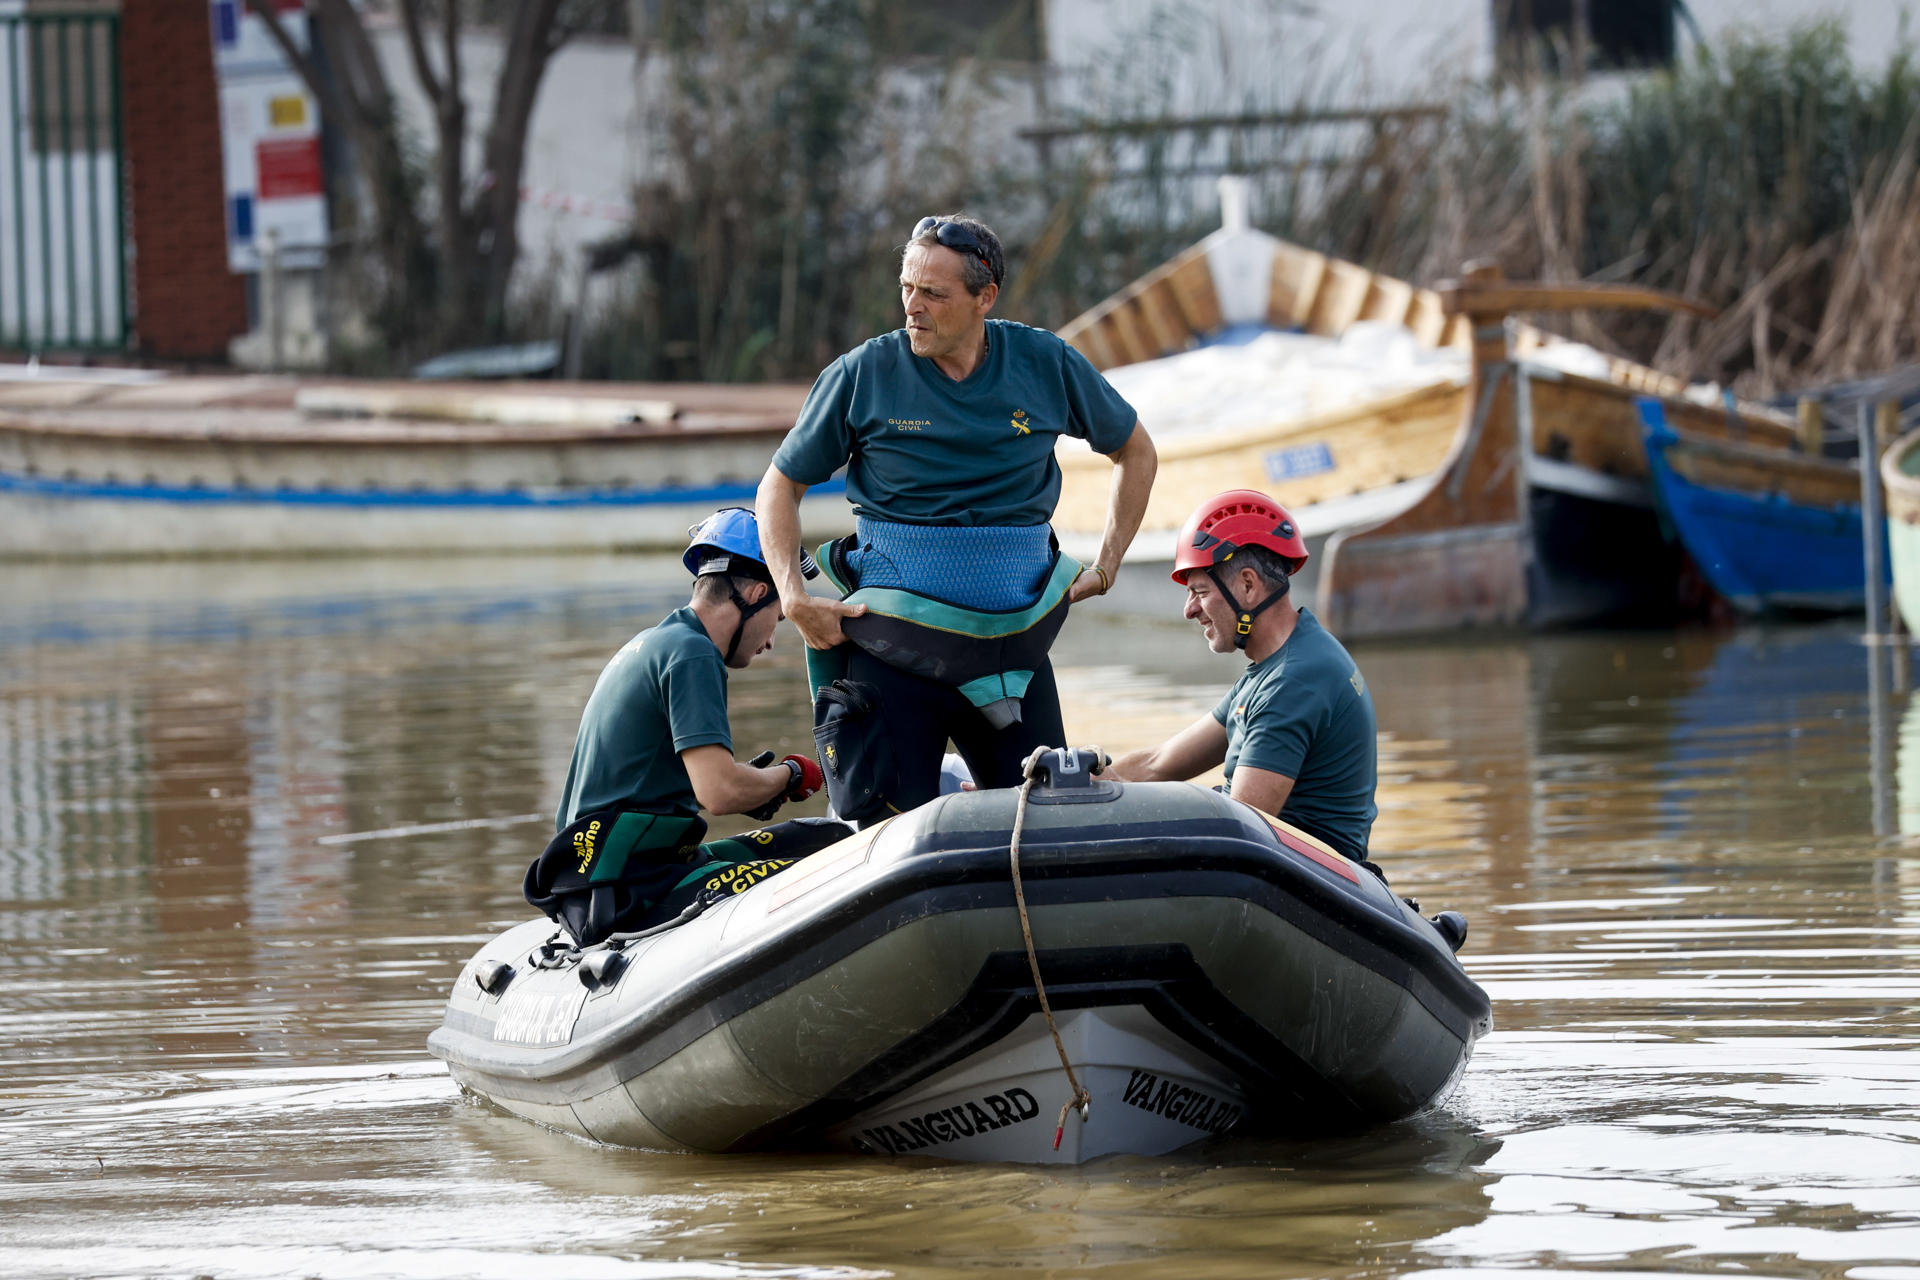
[1106,490,1378,863]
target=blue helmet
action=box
[683,507,817,581]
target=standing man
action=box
[756,213,1157,815]
[1105,490,1379,865]
[523,508,850,947]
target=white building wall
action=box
[369,23,640,309]
[361,2,1906,311]
[1045,0,1911,114]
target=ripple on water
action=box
[1,570,1918,1277]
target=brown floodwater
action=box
[1,556,1916,1280]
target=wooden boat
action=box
[429,749,1490,1165]
[1051,211,1470,616]
[1881,427,1920,635]
[1640,397,1877,614]
[1053,212,1806,637]
[0,374,848,558]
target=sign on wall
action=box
[209,0,327,272]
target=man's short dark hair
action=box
[1231,544,1293,595]
[903,213,1003,297]
[693,573,765,605]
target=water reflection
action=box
[1,560,1917,1278]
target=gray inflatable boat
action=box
[428,749,1491,1164]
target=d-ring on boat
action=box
[428,749,1491,1164]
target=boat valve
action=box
[472,960,515,995]
[1431,911,1469,953]
[580,949,627,988]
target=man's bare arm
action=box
[755,464,865,650]
[1227,765,1296,818]
[1106,712,1228,782]
[682,744,791,815]
[1069,421,1159,604]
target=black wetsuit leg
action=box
[843,647,956,812]
[947,658,1065,790]
[844,648,1066,806]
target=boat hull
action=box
[0,379,845,557]
[0,472,850,557]
[1883,429,1920,634]
[1642,399,1876,614]
[428,780,1490,1164]
[1050,219,1809,638]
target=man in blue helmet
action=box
[756,213,1157,821]
[523,508,852,947]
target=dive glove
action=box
[780,754,824,801]
[741,751,824,821]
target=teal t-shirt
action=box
[1211,607,1378,860]
[554,607,732,827]
[772,319,1138,526]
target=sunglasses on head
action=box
[913,216,999,285]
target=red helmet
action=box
[1170,489,1309,585]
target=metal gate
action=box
[0,11,126,352]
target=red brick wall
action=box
[120,0,247,360]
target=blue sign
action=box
[1264,442,1335,482]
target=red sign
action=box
[255,136,322,201]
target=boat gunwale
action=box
[1648,420,1862,484]
[0,409,798,448]
[1880,428,1920,521]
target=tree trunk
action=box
[476,0,565,333]
[249,0,574,358]
[249,0,431,329]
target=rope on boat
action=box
[1008,745,1093,1151]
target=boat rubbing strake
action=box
[428,750,1491,1164]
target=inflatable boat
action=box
[428,749,1491,1164]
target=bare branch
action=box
[472,0,566,316]
[443,0,463,112]
[243,0,332,118]
[396,0,444,109]
[324,0,401,125]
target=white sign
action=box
[209,0,328,272]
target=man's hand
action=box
[1067,564,1112,604]
[785,593,867,650]
[757,463,867,649]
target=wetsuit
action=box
[775,319,1137,810]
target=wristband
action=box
[1092,564,1111,596]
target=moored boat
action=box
[1640,398,1878,614]
[1881,428,1920,635]
[0,374,849,557]
[1053,191,1806,637]
[427,749,1490,1165]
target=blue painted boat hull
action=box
[1638,398,1882,614]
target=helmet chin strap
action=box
[1205,564,1289,651]
[723,580,778,664]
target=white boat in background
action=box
[0,374,848,558]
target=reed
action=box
[1012,19,1920,396]
[1576,21,1920,393]
[568,11,1914,394]
[567,0,1026,382]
